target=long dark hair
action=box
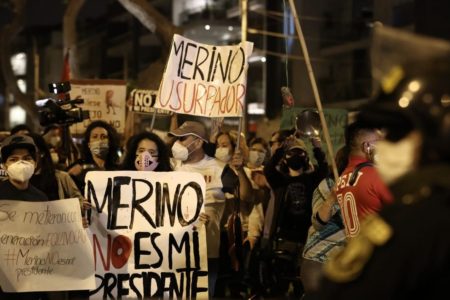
[120,131,172,171]
[81,120,120,169]
[28,133,59,199]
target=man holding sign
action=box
[169,121,227,297]
[0,135,94,299]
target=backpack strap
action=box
[349,162,373,186]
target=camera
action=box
[36,81,90,126]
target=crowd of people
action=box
[1,27,449,300]
[0,112,402,299]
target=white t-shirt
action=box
[173,155,226,204]
[173,155,226,258]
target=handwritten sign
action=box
[130,89,171,115]
[69,79,127,135]
[85,171,209,299]
[0,198,95,292]
[157,34,254,117]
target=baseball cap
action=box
[287,138,307,152]
[1,134,37,162]
[169,121,208,142]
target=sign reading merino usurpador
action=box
[157,34,253,117]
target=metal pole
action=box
[288,0,339,182]
[149,109,157,132]
[237,0,248,150]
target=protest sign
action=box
[157,34,253,117]
[85,171,208,299]
[130,89,171,115]
[69,79,127,134]
[0,198,95,292]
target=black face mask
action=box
[286,154,308,171]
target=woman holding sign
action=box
[120,131,173,172]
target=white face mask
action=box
[7,160,35,182]
[90,140,109,158]
[171,139,197,161]
[376,133,420,185]
[215,147,231,163]
[135,151,159,171]
[248,150,265,167]
[50,152,59,164]
[171,141,189,161]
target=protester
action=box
[0,134,68,299]
[241,137,273,297]
[0,134,46,201]
[28,133,85,203]
[300,147,348,293]
[314,26,450,300]
[42,124,75,169]
[214,131,253,234]
[245,137,270,248]
[247,137,269,169]
[68,120,120,191]
[42,124,62,151]
[213,130,254,297]
[335,120,392,238]
[260,134,328,297]
[265,135,328,246]
[120,131,173,171]
[170,121,245,297]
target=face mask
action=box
[90,140,109,158]
[286,154,307,171]
[50,153,59,164]
[135,151,159,171]
[215,147,231,163]
[171,139,197,161]
[375,134,419,185]
[7,160,35,182]
[49,136,61,147]
[248,150,265,167]
[172,141,189,161]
